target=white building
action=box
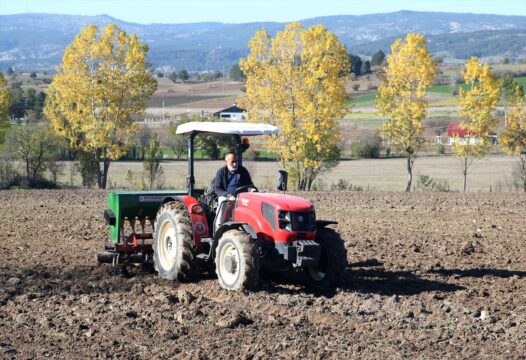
[213,103,246,121]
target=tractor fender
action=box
[209,222,255,261]
[215,221,256,241]
[160,196,209,246]
[316,220,338,229]
[161,196,181,206]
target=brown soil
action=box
[0,190,525,359]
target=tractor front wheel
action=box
[153,201,198,282]
[304,227,347,289]
[215,229,260,290]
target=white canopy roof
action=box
[176,122,279,136]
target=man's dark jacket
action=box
[214,165,253,197]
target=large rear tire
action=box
[304,227,347,289]
[153,201,198,282]
[215,229,260,291]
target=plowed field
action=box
[1,190,525,359]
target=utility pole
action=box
[162,99,165,122]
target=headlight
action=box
[278,210,291,231]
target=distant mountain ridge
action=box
[1,11,525,72]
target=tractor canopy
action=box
[177,122,279,197]
[176,122,279,136]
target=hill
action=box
[352,29,526,62]
[1,11,525,72]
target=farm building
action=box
[445,123,497,145]
[213,103,246,121]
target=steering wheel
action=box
[233,185,259,195]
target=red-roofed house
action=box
[446,123,497,145]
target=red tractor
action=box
[100,122,347,290]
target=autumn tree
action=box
[239,22,349,190]
[500,76,524,127]
[452,57,499,192]
[376,33,437,192]
[0,73,13,143]
[44,23,157,188]
[500,86,526,191]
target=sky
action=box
[0,0,525,24]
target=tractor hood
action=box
[238,192,314,212]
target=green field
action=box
[347,92,377,107]
[348,76,526,106]
[429,76,526,94]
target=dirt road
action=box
[0,190,524,359]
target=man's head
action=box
[225,151,238,173]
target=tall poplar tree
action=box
[44,23,157,188]
[240,23,349,190]
[0,73,13,143]
[500,86,526,192]
[452,57,499,192]
[376,33,437,192]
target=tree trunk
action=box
[25,158,30,183]
[405,155,413,192]
[463,157,468,193]
[99,159,110,189]
[521,155,526,192]
[307,172,315,191]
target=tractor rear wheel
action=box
[304,227,347,289]
[215,229,260,290]
[153,201,198,282]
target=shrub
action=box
[6,125,57,183]
[330,178,348,191]
[351,136,382,158]
[416,174,450,192]
[143,138,164,189]
[0,158,18,188]
[76,152,99,188]
[436,143,445,155]
[245,149,261,161]
[416,175,434,191]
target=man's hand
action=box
[227,195,236,201]
[249,187,257,192]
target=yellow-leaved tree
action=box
[0,73,13,143]
[239,23,349,190]
[44,23,157,188]
[500,86,526,191]
[452,57,499,192]
[376,33,437,192]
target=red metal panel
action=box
[178,196,209,248]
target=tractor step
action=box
[196,237,214,262]
[196,253,210,261]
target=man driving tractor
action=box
[213,151,255,231]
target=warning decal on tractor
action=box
[139,195,167,202]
